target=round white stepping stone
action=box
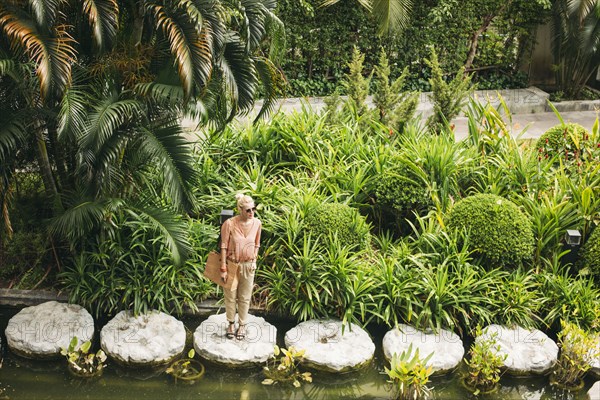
[589,380,600,400]
[382,324,464,374]
[100,310,185,366]
[284,319,375,373]
[5,301,94,359]
[193,313,277,368]
[477,324,558,375]
[590,336,600,378]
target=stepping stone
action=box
[477,324,558,375]
[284,319,375,373]
[101,310,185,366]
[5,301,94,359]
[193,313,277,368]
[590,336,600,378]
[589,380,600,400]
[382,324,464,374]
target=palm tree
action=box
[0,0,283,265]
[551,0,600,98]
[320,0,412,35]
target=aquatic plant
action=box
[550,320,600,390]
[60,336,107,378]
[385,343,434,400]
[262,345,312,387]
[463,327,506,395]
[165,349,205,384]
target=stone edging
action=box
[0,289,68,307]
[0,289,281,318]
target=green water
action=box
[0,307,595,400]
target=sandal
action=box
[226,321,235,339]
[236,324,246,340]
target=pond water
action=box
[0,306,596,400]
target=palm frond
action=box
[87,129,130,196]
[0,59,16,76]
[57,84,89,142]
[125,201,192,266]
[0,12,75,100]
[219,35,258,118]
[253,56,282,122]
[191,23,214,88]
[81,0,119,51]
[149,3,196,101]
[30,0,62,27]
[49,197,107,243]
[193,0,228,51]
[137,122,197,211]
[196,73,229,129]
[238,0,268,50]
[0,119,27,163]
[133,82,186,109]
[372,0,412,35]
[83,96,143,154]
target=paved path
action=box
[452,110,599,141]
[182,88,600,141]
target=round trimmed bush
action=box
[446,194,534,268]
[374,167,430,224]
[304,203,370,250]
[536,123,590,158]
[581,227,600,278]
[374,168,431,230]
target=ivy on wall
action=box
[277,0,551,97]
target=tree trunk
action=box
[47,122,69,192]
[130,0,145,48]
[464,3,511,71]
[464,17,493,71]
[33,120,58,199]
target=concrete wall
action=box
[523,23,555,86]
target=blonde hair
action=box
[235,193,254,209]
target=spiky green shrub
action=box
[425,47,474,133]
[304,203,370,250]
[342,47,371,116]
[446,194,534,268]
[372,49,418,130]
[374,167,430,231]
[581,226,600,279]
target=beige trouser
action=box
[224,261,256,325]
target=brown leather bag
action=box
[203,251,239,290]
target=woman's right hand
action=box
[220,270,228,283]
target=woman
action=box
[220,193,262,340]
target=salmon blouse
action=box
[220,216,262,263]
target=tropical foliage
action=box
[0,0,283,310]
[180,98,600,337]
[551,0,600,99]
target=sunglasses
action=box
[245,207,257,213]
